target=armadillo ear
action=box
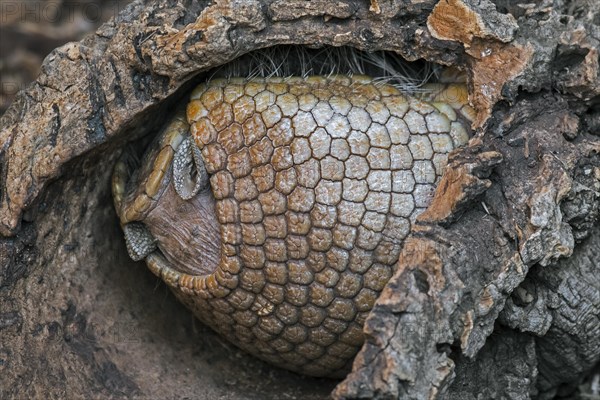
[172,137,209,200]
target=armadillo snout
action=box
[112,113,221,276]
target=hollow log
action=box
[1,0,598,399]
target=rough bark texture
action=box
[1,0,599,399]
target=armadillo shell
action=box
[112,75,473,377]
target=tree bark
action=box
[1,0,598,399]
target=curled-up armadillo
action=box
[112,74,474,377]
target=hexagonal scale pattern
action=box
[138,76,474,378]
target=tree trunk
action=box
[1,0,598,399]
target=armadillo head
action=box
[111,75,472,377]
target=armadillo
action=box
[112,74,474,377]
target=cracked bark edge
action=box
[446,223,600,400]
[446,325,539,400]
[499,222,600,399]
[333,94,600,399]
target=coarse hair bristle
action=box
[208,46,440,94]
